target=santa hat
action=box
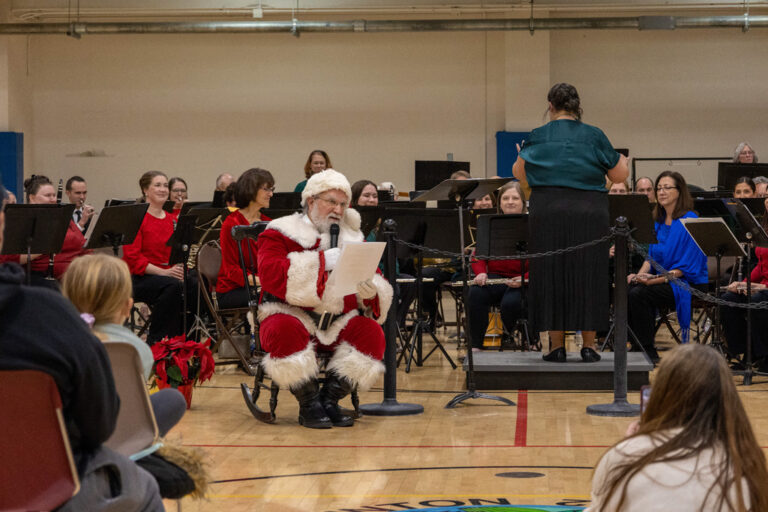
[301,169,352,207]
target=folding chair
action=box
[104,342,161,460]
[0,370,80,511]
[196,239,257,376]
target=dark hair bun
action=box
[547,83,583,120]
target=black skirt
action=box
[528,187,609,332]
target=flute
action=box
[450,277,525,287]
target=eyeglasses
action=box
[315,195,348,209]
[171,188,187,194]
[261,186,275,193]
[656,185,678,192]
[740,150,755,155]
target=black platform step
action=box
[465,351,653,390]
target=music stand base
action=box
[586,400,640,417]
[360,399,424,416]
[445,390,516,409]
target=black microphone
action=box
[330,223,339,248]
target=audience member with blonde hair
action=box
[586,344,768,512]
[63,253,186,437]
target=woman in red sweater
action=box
[123,170,188,344]
[467,181,528,351]
[0,175,90,290]
[216,168,274,309]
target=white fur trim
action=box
[268,213,320,250]
[268,210,363,251]
[301,169,352,207]
[326,342,385,392]
[285,251,322,308]
[257,302,317,336]
[370,273,394,325]
[314,310,359,346]
[261,344,319,389]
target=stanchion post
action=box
[361,219,424,416]
[587,216,641,417]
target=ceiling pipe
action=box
[0,15,767,36]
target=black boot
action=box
[319,370,355,427]
[290,379,332,429]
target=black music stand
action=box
[212,190,225,208]
[413,178,516,408]
[475,214,533,350]
[178,201,211,215]
[161,200,179,213]
[261,208,301,220]
[717,162,768,191]
[739,197,767,218]
[354,205,383,236]
[723,200,768,385]
[84,203,149,256]
[269,192,301,210]
[104,198,137,207]
[168,208,230,337]
[377,208,458,372]
[1,204,75,285]
[681,217,746,356]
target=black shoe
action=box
[580,347,601,363]
[319,370,355,427]
[290,379,333,429]
[644,348,660,365]
[542,346,566,362]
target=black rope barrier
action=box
[392,231,768,311]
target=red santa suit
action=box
[256,207,393,392]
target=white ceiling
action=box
[8,0,768,22]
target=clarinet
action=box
[45,179,64,280]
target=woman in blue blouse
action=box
[627,171,708,363]
[513,83,629,363]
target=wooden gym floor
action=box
[165,327,768,511]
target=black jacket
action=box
[0,263,119,475]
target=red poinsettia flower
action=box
[151,335,215,387]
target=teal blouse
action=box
[518,120,621,192]
[294,180,308,194]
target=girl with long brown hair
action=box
[587,344,768,511]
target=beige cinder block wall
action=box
[24,31,505,207]
[2,25,767,206]
[551,28,768,187]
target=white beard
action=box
[309,203,338,234]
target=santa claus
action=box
[256,169,393,428]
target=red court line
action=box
[514,390,528,447]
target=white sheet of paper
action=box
[326,242,386,296]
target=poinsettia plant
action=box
[151,335,215,387]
